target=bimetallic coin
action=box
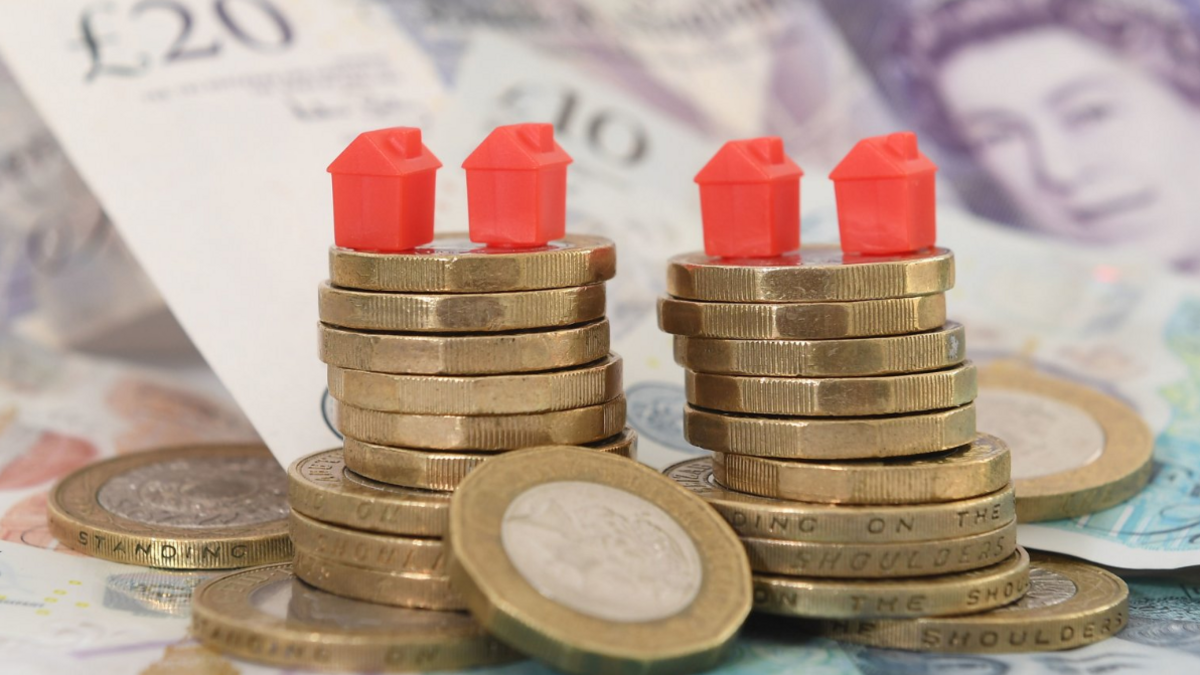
[329,234,616,292]
[712,434,1011,505]
[318,281,606,332]
[289,510,445,574]
[449,447,751,675]
[344,430,638,492]
[191,564,520,671]
[674,322,966,377]
[48,444,291,569]
[685,404,976,460]
[328,355,622,414]
[658,293,946,340]
[753,548,1030,619]
[293,549,464,610]
[666,246,955,303]
[813,553,1128,652]
[318,320,610,375]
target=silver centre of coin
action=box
[994,567,1078,612]
[97,456,289,529]
[976,390,1105,480]
[500,480,703,623]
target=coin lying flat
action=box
[685,404,976,460]
[329,234,616,293]
[753,547,1029,619]
[674,322,965,377]
[293,549,464,610]
[658,294,946,340]
[328,355,622,414]
[976,365,1154,522]
[48,444,292,569]
[337,397,626,450]
[191,564,520,671]
[319,320,610,375]
[666,458,1016,543]
[287,449,450,537]
[289,510,445,574]
[449,447,751,675]
[318,281,606,332]
[344,429,638,492]
[712,434,1011,505]
[666,246,955,303]
[812,552,1128,652]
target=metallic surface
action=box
[288,510,445,574]
[292,549,464,610]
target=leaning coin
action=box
[667,246,954,303]
[329,234,616,292]
[293,549,464,610]
[343,429,638,491]
[658,294,946,340]
[449,447,751,675]
[753,547,1029,619]
[811,552,1128,652]
[47,444,291,569]
[319,281,606,332]
[191,564,521,671]
[288,510,445,574]
[712,434,1011,504]
[287,449,450,537]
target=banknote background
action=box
[2,0,1200,672]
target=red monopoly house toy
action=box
[694,137,803,258]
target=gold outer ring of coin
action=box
[337,396,626,450]
[287,449,450,537]
[328,234,616,292]
[687,362,977,417]
[293,548,465,610]
[665,458,1016,543]
[712,433,1011,505]
[685,403,976,460]
[344,429,638,492]
[742,519,1017,579]
[327,354,622,414]
[674,322,965,377]
[657,293,946,340]
[753,547,1030,619]
[977,364,1155,522]
[47,443,292,569]
[318,319,610,375]
[190,564,521,672]
[289,510,446,574]
[448,447,751,675]
[318,281,606,332]
[810,552,1129,652]
[666,246,955,302]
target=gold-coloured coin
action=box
[293,549,464,610]
[287,449,450,537]
[319,320,609,375]
[329,234,616,293]
[658,293,946,340]
[48,444,291,569]
[743,519,1017,578]
[667,246,954,303]
[687,362,977,417]
[712,434,1011,505]
[344,429,638,491]
[666,458,1015,543]
[674,322,965,377]
[753,547,1029,619]
[337,396,626,450]
[190,564,520,672]
[976,364,1155,522]
[318,281,606,332]
[449,447,751,675]
[685,404,976,460]
[288,510,445,574]
[328,355,622,414]
[812,552,1128,652]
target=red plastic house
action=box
[829,132,937,256]
[463,123,573,248]
[695,137,802,258]
[327,127,442,252]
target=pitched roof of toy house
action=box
[462,124,572,170]
[695,137,803,184]
[829,132,936,181]
[327,127,442,176]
